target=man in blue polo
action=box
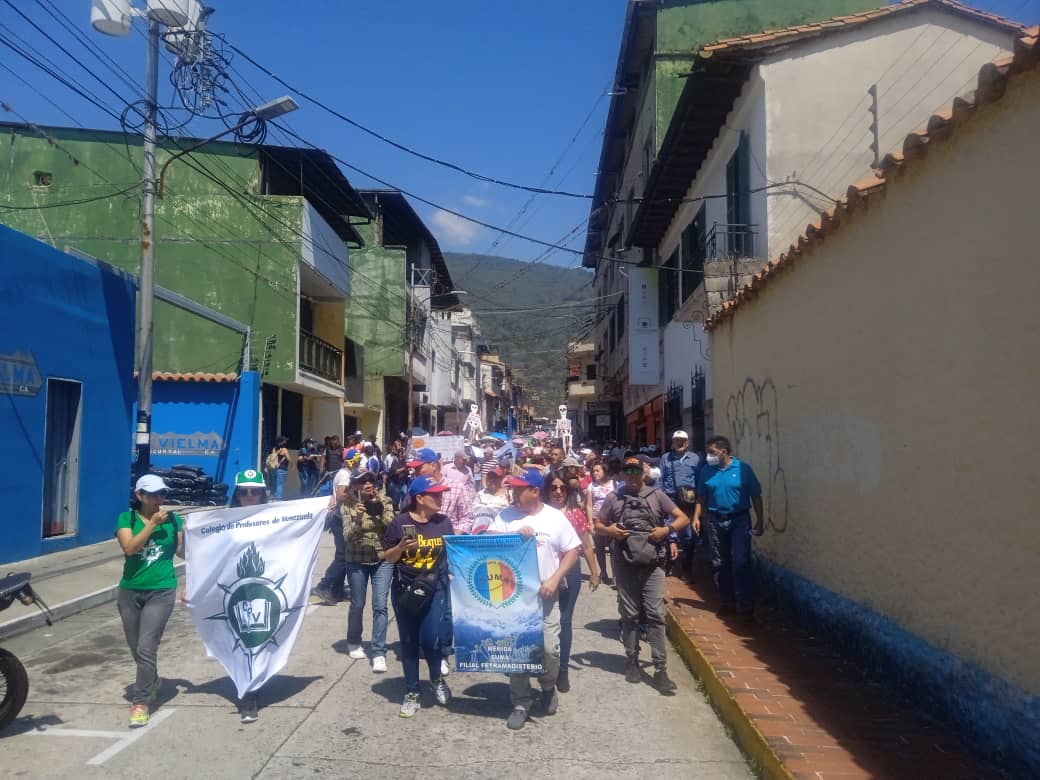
[692,436,764,620]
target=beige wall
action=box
[710,69,1040,695]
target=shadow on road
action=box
[569,649,628,675]
[582,618,620,640]
[155,674,322,706]
[1,713,63,737]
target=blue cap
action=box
[407,448,440,467]
[505,467,545,490]
[407,475,450,496]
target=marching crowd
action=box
[114,429,765,732]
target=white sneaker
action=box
[348,645,366,660]
[440,658,451,676]
[372,655,387,673]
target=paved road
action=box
[0,562,750,779]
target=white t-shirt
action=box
[490,504,581,582]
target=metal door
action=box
[42,378,82,538]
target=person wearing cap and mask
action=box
[310,468,356,605]
[115,474,184,728]
[406,447,442,479]
[659,431,700,581]
[594,455,694,694]
[490,468,582,730]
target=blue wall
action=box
[756,555,1040,778]
[150,371,260,484]
[0,225,136,564]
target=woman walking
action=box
[266,436,291,499]
[116,474,183,728]
[546,475,600,693]
[586,460,617,586]
[383,476,453,718]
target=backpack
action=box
[616,488,665,567]
[265,449,280,471]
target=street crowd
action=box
[113,429,765,731]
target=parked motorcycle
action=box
[0,573,53,731]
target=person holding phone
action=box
[116,474,184,728]
[382,476,453,718]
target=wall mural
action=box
[724,377,789,533]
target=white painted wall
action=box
[301,201,349,295]
[662,319,711,409]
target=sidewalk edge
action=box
[666,605,794,780]
[0,561,186,641]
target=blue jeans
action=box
[557,565,582,674]
[345,561,393,657]
[299,469,317,497]
[391,580,445,694]
[274,468,287,499]
[708,514,753,612]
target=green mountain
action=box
[443,252,594,416]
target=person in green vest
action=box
[116,474,184,728]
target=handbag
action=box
[679,486,697,504]
[397,569,439,616]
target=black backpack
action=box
[616,488,665,567]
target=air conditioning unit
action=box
[413,391,431,407]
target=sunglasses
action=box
[623,467,643,474]
[549,485,566,492]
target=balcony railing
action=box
[706,222,758,260]
[299,330,342,384]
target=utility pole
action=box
[406,300,415,436]
[134,17,160,477]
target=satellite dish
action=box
[147,0,199,28]
[90,0,132,37]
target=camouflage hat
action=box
[234,469,267,488]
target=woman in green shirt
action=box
[116,474,184,728]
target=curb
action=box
[0,561,186,642]
[665,604,794,780]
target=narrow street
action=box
[0,539,750,780]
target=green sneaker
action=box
[129,704,149,728]
[399,692,420,718]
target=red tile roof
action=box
[707,26,1039,330]
[148,371,239,382]
[700,0,1024,57]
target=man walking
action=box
[441,449,477,534]
[491,468,581,730]
[693,436,764,620]
[594,455,693,694]
[659,431,700,580]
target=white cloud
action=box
[430,209,480,246]
[463,195,490,208]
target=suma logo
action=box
[467,558,523,609]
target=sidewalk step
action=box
[665,567,1001,779]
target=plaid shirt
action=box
[441,464,477,534]
[342,495,395,564]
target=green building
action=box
[0,122,370,453]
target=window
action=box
[726,131,751,255]
[585,364,597,381]
[680,206,706,302]
[659,250,678,325]
[33,170,53,187]
[344,337,359,377]
[616,293,626,339]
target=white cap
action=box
[671,430,689,440]
[135,474,169,493]
[332,469,354,488]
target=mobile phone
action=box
[403,524,417,539]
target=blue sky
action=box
[1,0,1037,266]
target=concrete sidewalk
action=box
[665,562,1002,779]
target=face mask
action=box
[706,454,720,467]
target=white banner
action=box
[629,267,660,385]
[184,497,329,699]
[409,434,466,464]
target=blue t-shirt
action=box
[697,457,762,515]
[659,450,699,496]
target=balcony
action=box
[299,330,342,384]
[706,222,758,261]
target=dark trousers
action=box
[317,520,348,599]
[392,583,445,694]
[558,565,582,674]
[708,514,753,612]
[614,558,668,670]
[595,536,611,580]
[117,587,176,704]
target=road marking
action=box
[86,708,176,765]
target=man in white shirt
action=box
[490,467,581,731]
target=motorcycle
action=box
[0,573,53,731]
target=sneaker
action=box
[433,678,452,706]
[128,704,149,728]
[505,706,528,730]
[654,669,678,695]
[441,658,451,676]
[556,670,570,693]
[625,659,641,684]
[371,655,387,673]
[310,585,335,605]
[539,687,558,716]
[399,692,421,718]
[239,695,258,724]
[348,645,367,660]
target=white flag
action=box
[184,497,329,699]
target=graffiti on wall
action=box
[725,377,789,533]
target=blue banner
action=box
[445,534,544,674]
